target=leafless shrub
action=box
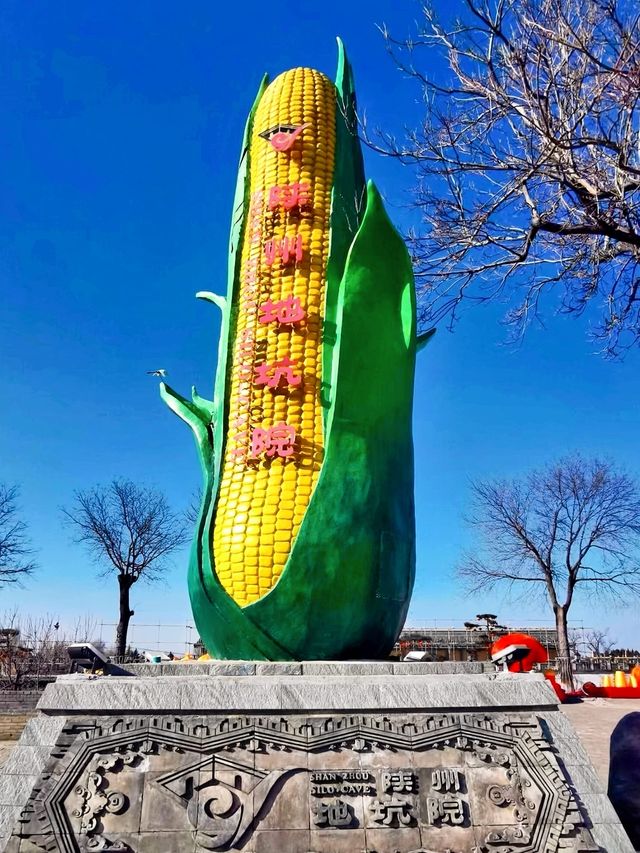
[0,611,106,689]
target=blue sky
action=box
[2,1,639,652]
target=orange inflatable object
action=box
[583,681,640,698]
[490,632,548,672]
[614,670,628,688]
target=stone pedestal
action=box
[0,663,632,852]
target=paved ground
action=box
[561,697,640,786]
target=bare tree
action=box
[459,456,640,688]
[375,0,640,356]
[0,484,36,586]
[62,480,188,658]
[584,627,617,656]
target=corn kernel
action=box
[212,67,336,605]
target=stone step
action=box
[40,671,557,714]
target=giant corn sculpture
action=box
[162,42,433,660]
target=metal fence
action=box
[94,622,198,657]
[5,620,635,684]
[0,621,201,689]
[572,655,640,673]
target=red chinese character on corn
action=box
[268,182,310,211]
[250,424,297,458]
[264,234,304,265]
[258,296,305,325]
[254,357,302,389]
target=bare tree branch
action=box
[185,487,203,528]
[0,484,36,587]
[62,480,187,582]
[373,0,640,357]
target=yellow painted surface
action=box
[213,68,336,605]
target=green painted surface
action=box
[322,37,366,424]
[161,45,423,660]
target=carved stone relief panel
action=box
[10,713,599,853]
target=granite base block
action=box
[123,659,489,678]
[0,668,632,852]
[38,671,557,715]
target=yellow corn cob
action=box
[212,67,336,605]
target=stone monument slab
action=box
[0,668,632,852]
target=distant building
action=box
[396,626,558,663]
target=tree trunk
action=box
[115,575,135,659]
[555,606,575,691]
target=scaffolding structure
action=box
[397,626,560,662]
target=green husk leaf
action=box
[196,291,227,312]
[192,181,416,659]
[160,382,213,474]
[164,56,419,660]
[322,38,367,423]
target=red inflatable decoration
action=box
[490,632,548,672]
